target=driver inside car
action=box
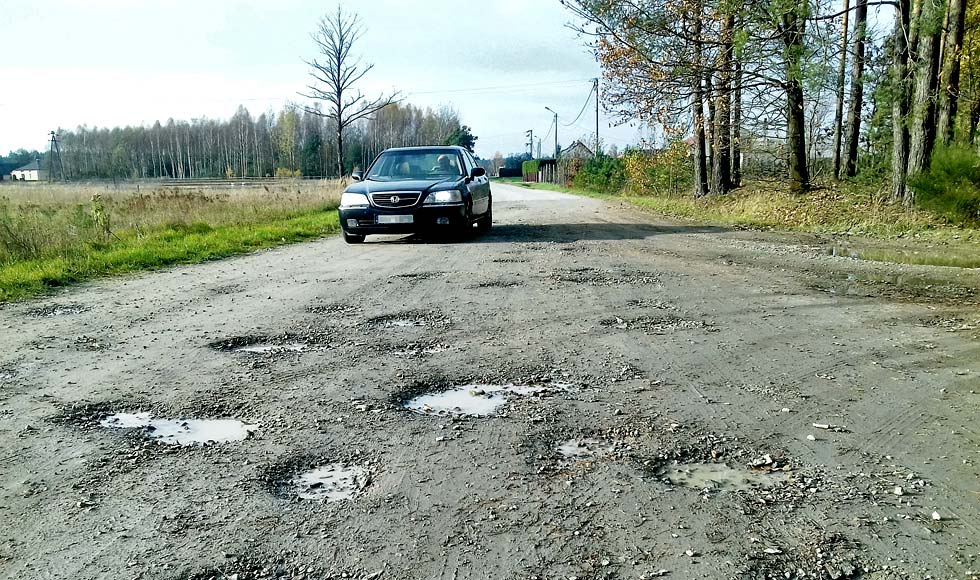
[434,154,458,174]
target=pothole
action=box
[26,304,89,317]
[556,438,617,460]
[600,315,711,333]
[99,412,258,445]
[492,257,530,264]
[472,279,525,289]
[208,335,318,354]
[388,341,453,358]
[291,463,371,501]
[72,335,109,351]
[552,267,661,287]
[660,462,791,491]
[307,302,362,316]
[365,310,451,329]
[402,383,569,418]
[390,271,446,281]
[625,298,675,310]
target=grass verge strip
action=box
[1,210,339,302]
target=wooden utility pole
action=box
[594,78,600,156]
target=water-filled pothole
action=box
[209,335,316,355]
[403,383,568,417]
[556,438,616,460]
[292,463,371,501]
[661,462,791,491]
[100,412,258,445]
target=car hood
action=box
[345,178,463,195]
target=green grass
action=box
[0,209,339,302]
[0,181,342,301]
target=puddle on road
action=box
[209,336,315,355]
[556,438,616,460]
[292,463,370,501]
[234,343,307,354]
[403,383,568,417]
[817,271,978,302]
[826,246,980,269]
[662,462,790,491]
[100,412,258,445]
[391,342,452,357]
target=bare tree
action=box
[300,6,401,177]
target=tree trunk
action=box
[908,0,943,176]
[891,0,912,203]
[936,0,967,145]
[691,11,709,198]
[782,8,810,194]
[843,0,868,177]
[710,10,734,196]
[831,0,850,179]
[731,43,742,188]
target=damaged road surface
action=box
[2,183,979,579]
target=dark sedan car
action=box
[338,146,491,243]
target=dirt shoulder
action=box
[1,183,978,579]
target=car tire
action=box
[476,206,492,233]
[343,231,365,244]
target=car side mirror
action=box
[470,167,486,178]
[351,170,363,181]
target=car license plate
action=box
[377,214,413,224]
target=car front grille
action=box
[371,192,422,208]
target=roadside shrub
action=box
[522,159,540,181]
[572,154,626,194]
[910,145,980,224]
[622,142,692,197]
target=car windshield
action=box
[366,150,464,181]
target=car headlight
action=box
[423,190,463,204]
[340,192,369,208]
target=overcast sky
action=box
[0,0,647,158]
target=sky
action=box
[0,0,647,159]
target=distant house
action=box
[560,140,594,159]
[10,159,46,181]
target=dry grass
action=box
[0,180,343,301]
[0,180,342,263]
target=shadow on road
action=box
[365,222,728,244]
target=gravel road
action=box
[2,182,979,579]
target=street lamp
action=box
[545,106,559,159]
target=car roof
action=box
[381,146,467,153]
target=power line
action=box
[563,83,596,127]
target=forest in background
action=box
[1,102,476,181]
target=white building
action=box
[10,159,46,181]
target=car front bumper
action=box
[338,204,467,235]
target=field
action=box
[0,180,342,302]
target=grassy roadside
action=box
[511,180,980,268]
[1,182,341,302]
